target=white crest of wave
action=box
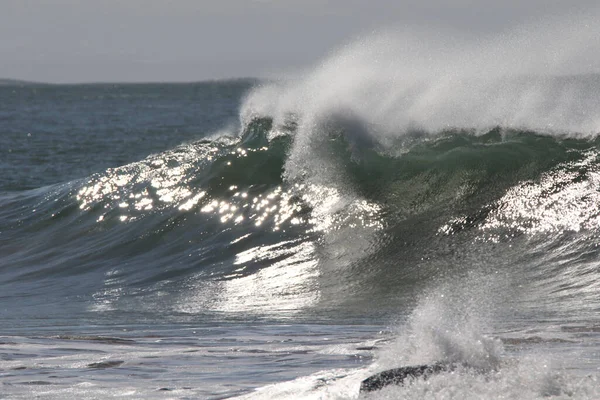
[241,11,600,184]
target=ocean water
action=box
[2,25,600,399]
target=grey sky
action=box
[1,0,597,83]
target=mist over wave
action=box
[242,11,600,187]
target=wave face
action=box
[3,112,600,325]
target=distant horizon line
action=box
[0,76,264,86]
[2,72,600,86]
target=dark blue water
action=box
[0,81,250,191]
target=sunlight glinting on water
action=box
[298,183,384,234]
[482,150,600,235]
[75,144,215,221]
[213,242,320,314]
[73,140,313,233]
[438,150,600,240]
[177,241,320,315]
[195,184,306,230]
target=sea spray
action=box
[241,10,600,193]
[375,272,503,371]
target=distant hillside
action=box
[0,78,45,86]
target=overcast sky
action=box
[1,0,598,83]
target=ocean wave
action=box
[2,111,600,321]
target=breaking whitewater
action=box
[2,13,600,400]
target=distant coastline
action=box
[0,77,261,86]
[1,73,600,87]
[0,78,47,86]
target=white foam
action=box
[236,280,599,399]
[363,360,600,400]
